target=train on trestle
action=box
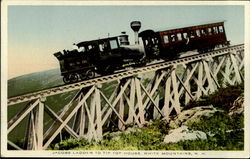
[54,21,230,84]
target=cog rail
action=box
[8,44,244,105]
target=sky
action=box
[7,4,245,79]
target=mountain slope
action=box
[8,69,63,98]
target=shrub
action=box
[185,83,244,112]
[50,138,89,150]
[208,83,244,112]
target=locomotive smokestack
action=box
[130,21,141,45]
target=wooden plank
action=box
[127,78,136,123]
[71,95,82,132]
[100,80,130,126]
[8,140,23,150]
[101,84,119,116]
[118,94,125,130]
[100,90,126,126]
[95,87,102,139]
[203,60,216,93]
[43,89,83,139]
[208,68,221,89]
[177,63,199,99]
[84,102,97,140]
[153,95,160,119]
[183,66,192,104]
[135,77,145,124]
[176,74,194,102]
[43,86,95,149]
[44,105,79,138]
[79,105,85,137]
[171,68,180,114]
[8,99,40,134]
[87,93,96,139]
[162,76,171,120]
[196,61,203,98]
[220,70,234,85]
[27,110,36,150]
[193,76,208,95]
[230,53,242,83]
[123,93,142,127]
[142,71,167,112]
[139,81,164,117]
[36,99,45,150]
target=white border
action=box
[1,1,250,158]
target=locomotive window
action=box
[153,38,159,44]
[88,45,93,50]
[196,30,201,37]
[177,33,182,41]
[219,26,224,33]
[163,35,169,43]
[78,47,85,52]
[109,39,118,49]
[69,62,75,67]
[152,38,155,44]
[213,27,218,34]
[99,44,104,52]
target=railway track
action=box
[8,44,244,105]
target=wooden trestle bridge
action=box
[7,44,244,150]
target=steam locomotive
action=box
[54,21,230,84]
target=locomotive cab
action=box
[76,36,144,74]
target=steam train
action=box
[54,21,230,84]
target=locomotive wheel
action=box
[69,73,78,83]
[106,65,115,74]
[63,75,71,84]
[79,73,87,81]
[86,70,95,79]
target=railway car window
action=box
[208,28,212,35]
[163,35,169,43]
[170,34,176,42]
[177,33,182,41]
[219,26,224,33]
[213,27,218,34]
[109,39,118,49]
[196,30,201,37]
[201,29,206,36]
[190,31,195,38]
[183,33,188,39]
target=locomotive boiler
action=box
[54,21,145,84]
